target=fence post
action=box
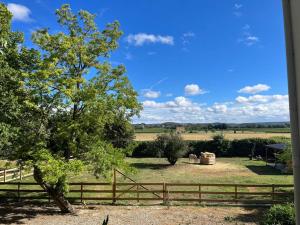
[199,184,202,203]
[19,167,22,180]
[163,183,166,205]
[17,182,20,202]
[81,183,83,204]
[137,185,139,203]
[112,168,116,204]
[3,169,6,183]
[235,185,238,204]
[272,184,275,203]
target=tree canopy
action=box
[0,3,141,213]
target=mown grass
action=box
[0,158,294,204]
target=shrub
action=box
[261,204,295,225]
[211,134,231,156]
[131,137,290,158]
[155,133,187,165]
[131,141,162,157]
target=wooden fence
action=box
[0,182,294,205]
[0,167,33,183]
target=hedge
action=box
[130,137,290,158]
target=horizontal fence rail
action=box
[0,168,33,183]
[0,182,294,205]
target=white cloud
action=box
[184,84,206,96]
[125,33,174,46]
[174,96,192,107]
[236,94,288,104]
[134,94,289,124]
[238,84,270,94]
[142,90,161,99]
[7,3,32,22]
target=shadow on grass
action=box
[234,207,266,223]
[181,161,200,165]
[0,202,65,224]
[246,165,282,175]
[130,162,170,170]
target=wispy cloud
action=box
[238,84,271,94]
[149,77,168,89]
[234,4,243,9]
[125,33,174,46]
[7,3,33,22]
[181,32,196,51]
[233,3,243,17]
[238,24,260,46]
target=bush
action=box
[131,137,290,159]
[131,141,162,157]
[155,133,187,165]
[261,204,295,225]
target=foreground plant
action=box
[0,3,141,213]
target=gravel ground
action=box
[0,203,264,225]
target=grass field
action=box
[2,158,293,204]
[13,157,293,184]
[134,131,291,141]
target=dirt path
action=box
[0,203,264,225]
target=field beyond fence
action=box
[0,167,33,183]
[0,181,294,206]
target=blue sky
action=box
[4,0,290,123]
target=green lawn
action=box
[1,158,293,204]
[16,157,293,184]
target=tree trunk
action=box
[33,166,75,214]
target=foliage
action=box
[31,149,83,193]
[85,141,133,179]
[154,133,187,165]
[131,137,291,158]
[0,3,141,211]
[103,118,135,149]
[211,134,231,156]
[278,142,293,164]
[261,204,295,225]
[0,3,40,159]
[131,141,159,157]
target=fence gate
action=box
[112,169,164,203]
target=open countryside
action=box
[0,1,298,225]
[135,131,291,141]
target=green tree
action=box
[0,4,141,213]
[155,133,187,165]
[0,3,39,158]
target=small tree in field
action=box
[155,133,187,165]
